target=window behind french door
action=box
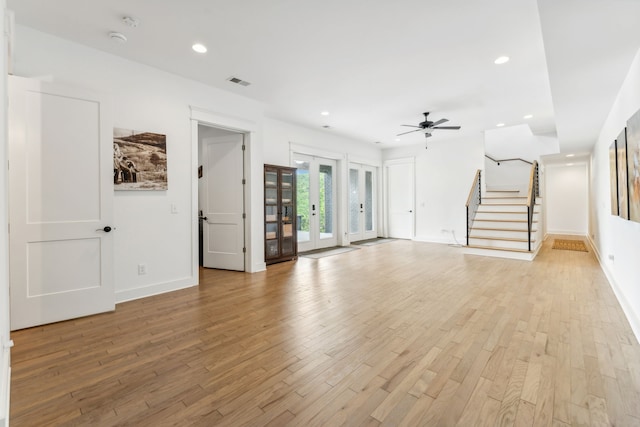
[349,163,377,242]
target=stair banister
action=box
[526,161,539,251]
[465,169,482,246]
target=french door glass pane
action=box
[319,164,333,238]
[296,161,310,243]
[365,170,373,232]
[349,168,359,233]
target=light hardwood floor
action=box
[10,238,640,426]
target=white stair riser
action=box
[468,238,533,250]
[472,220,536,230]
[464,247,536,261]
[480,197,528,204]
[469,229,532,238]
[477,205,540,213]
[475,212,530,221]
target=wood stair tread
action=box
[466,244,532,253]
[473,219,538,223]
[471,227,537,232]
[468,236,536,243]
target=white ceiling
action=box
[7,0,640,153]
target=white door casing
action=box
[202,134,245,271]
[9,76,114,330]
[385,159,415,239]
[349,163,377,242]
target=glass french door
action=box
[294,154,337,252]
[349,163,377,242]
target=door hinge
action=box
[242,213,246,219]
[242,178,246,185]
[242,144,246,151]
[243,247,247,253]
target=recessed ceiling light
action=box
[566,163,574,166]
[496,123,505,127]
[523,114,533,119]
[395,138,400,142]
[321,111,329,116]
[494,56,510,65]
[192,43,207,53]
[109,32,127,44]
[566,154,575,157]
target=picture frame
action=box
[627,108,640,222]
[617,128,629,219]
[610,140,618,216]
[114,128,168,190]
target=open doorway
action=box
[197,124,246,271]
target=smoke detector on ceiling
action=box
[122,16,139,28]
[109,32,127,43]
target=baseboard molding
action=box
[588,235,640,343]
[115,276,197,304]
[250,262,267,273]
[413,235,465,246]
[0,348,10,427]
[545,230,586,236]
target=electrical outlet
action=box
[608,254,614,262]
[138,264,147,275]
[171,204,178,214]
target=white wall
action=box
[484,124,559,192]
[545,163,588,235]
[0,4,11,425]
[591,47,640,340]
[12,26,266,301]
[383,134,485,244]
[263,118,382,244]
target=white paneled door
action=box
[201,134,245,271]
[386,159,415,239]
[349,163,377,242]
[294,154,338,252]
[9,76,114,330]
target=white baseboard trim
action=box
[0,349,10,427]
[587,235,640,343]
[545,230,586,236]
[413,236,464,246]
[115,276,197,304]
[250,262,267,273]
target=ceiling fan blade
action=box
[396,129,422,136]
[400,125,421,128]
[432,126,461,130]
[430,118,448,127]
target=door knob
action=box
[96,226,114,232]
[409,210,413,213]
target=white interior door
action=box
[349,163,377,242]
[294,154,337,252]
[386,160,415,239]
[202,134,245,270]
[9,76,114,330]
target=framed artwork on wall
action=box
[610,140,618,216]
[627,108,640,222]
[617,128,629,219]
[113,128,168,190]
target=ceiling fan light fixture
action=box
[496,123,505,127]
[494,56,510,65]
[320,111,329,116]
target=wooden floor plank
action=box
[8,238,640,426]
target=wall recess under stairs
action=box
[465,190,543,261]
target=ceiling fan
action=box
[397,112,461,139]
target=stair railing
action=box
[526,161,539,251]
[466,169,482,246]
[485,154,533,165]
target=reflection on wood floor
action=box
[10,237,640,426]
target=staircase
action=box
[465,190,542,260]
[464,162,542,261]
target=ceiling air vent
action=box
[227,76,251,87]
